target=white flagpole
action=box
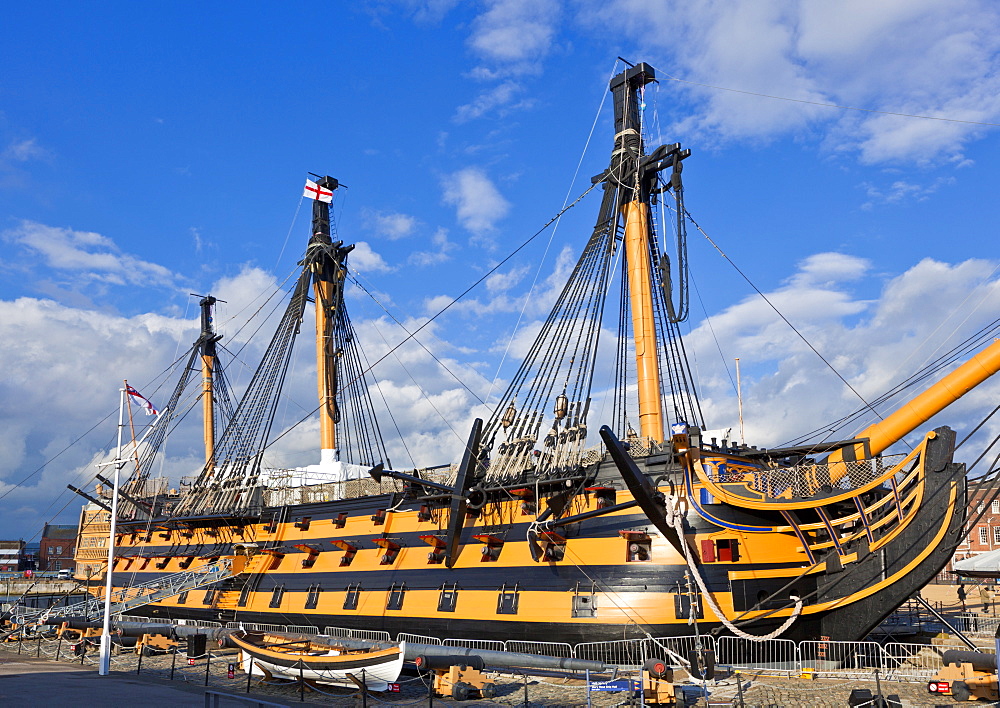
[735,357,745,446]
[98,386,126,676]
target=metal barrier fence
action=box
[442,637,506,652]
[397,633,441,645]
[576,637,660,667]
[284,624,318,635]
[505,640,574,658]
[61,615,999,684]
[323,626,392,643]
[799,640,882,680]
[717,637,798,676]
[956,612,1000,637]
[882,642,973,681]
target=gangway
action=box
[10,558,233,626]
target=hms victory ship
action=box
[67,61,1000,646]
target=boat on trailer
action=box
[67,60,1000,647]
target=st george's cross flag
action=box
[303,178,334,203]
[126,385,159,416]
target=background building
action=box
[40,524,78,572]
[0,540,24,573]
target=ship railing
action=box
[709,453,909,500]
[226,622,289,634]
[125,615,173,625]
[174,618,224,628]
[260,465,458,506]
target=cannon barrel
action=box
[942,649,997,672]
[49,620,615,672]
[829,337,1000,465]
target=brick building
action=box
[951,485,1000,574]
[40,523,78,572]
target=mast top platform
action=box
[610,62,656,91]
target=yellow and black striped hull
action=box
[84,428,965,644]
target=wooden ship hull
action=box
[232,632,404,691]
[71,61,993,649]
[89,422,966,644]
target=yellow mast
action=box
[197,295,220,468]
[611,63,668,443]
[314,275,337,454]
[623,200,665,442]
[306,176,345,463]
[201,353,215,466]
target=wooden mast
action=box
[611,63,665,443]
[308,176,347,463]
[197,295,220,468]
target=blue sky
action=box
[2,2,1000,540]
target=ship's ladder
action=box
[12,558,233,626]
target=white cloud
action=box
[3,138,51,163]
[578,0,1000,164]
[686,253,1000,450]
[2,221,178,290]
[486,265,528,293]
[860,177,955,210]
[347,241,393,273]
[441,167,510,237]
[409,228,458,266]
[468,0,559,67]
[366,210,418,240]
[455,81,533,122]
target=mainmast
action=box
[609,63,689,443]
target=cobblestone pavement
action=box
[0,640,991,707]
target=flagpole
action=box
[98,386,126,676]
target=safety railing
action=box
[442,637,506,652]
[575,637,662,668]
[716,637,798,676]
[323,626,391,643]
[397,633,441,645]
[799,640,883,679]
[955,612,1000,638]
[4,620,992,685]
[505,640,574,658]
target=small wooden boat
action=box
[231,632,405,691]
